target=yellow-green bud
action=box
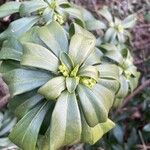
[50,0,57,9]
[53,13,64,24]
[117,24,124,33]
[70,65,79,77]
[124,70,131,80]
[58,64,69,77]
[80,77,97,89]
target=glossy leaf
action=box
[21,42,59,73]
[0,2,20,18]
[79,66,99,81]
[81,115,115,144]
[78,85,108,127]
[71,23,95,39]
[116,76,129,98]
[38,21,68,57]
[122,14,137,29]
[20,26,41,43]
[69,34,96,65]
[9,90,37,114]
[93,84,115,111]
[38,76,66,100]
[66,77,79,93]
[100,44,124,64]
[3,69,51,97]
[13,94,43,119]
[98,78,120,94]
[20,0,47,16]
[49,92,81,150]
[98,7,113,22]
[97,64,119,80]
[143,123,150,132]
[9,102,51,150]
[64,7,83,22]
[84,50,101,66]
[0,60,20,73]
[86,20,106,30]
[0,17,39,40]
[104,28,117,42]
[0,47,22,61]
[60,52,74,71]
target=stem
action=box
[138,130,147,150]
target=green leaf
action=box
[9,101,51,150]
[100,44,124,64]
[97,64,119,80]
[57,0,70,5]
[60,52,74,71]
[98,7,113,22]
[116,76,129,98]
[0,37,23,61]
[84,49,101,66]
[81,116,115,144]
[64,7,83,22]
[98,78,120,94]
[38,21,68,57]
[80,7,95,21]
[122,14,137,29]
[0,17,39,40]
[21,42,60,73]
[143,123,150,132]
[128,72,140,92]
[12,94,44,119]
[49,92,81,150]
[3,69,51,97]
[0,60,20,73]
[79,66,99,81]
[66,77,79,93]
[69,34,96,66]
[9,90,37,114]
[117,32,126,43]
[20,0,47,16]
[86,20,106,30]
[0,47,22,61]
[78,84,108,127]
[0,116,16,137]
[113,76,129,107]
[104,28,117,42]
[20,26,41,43]
[70,23,95,39]
[112,125,124,144]
[145,12,150,22]
[0,137,15,148]
[0,2,20,18]
[93,84,115,111]
[42,7,53,23]
[2,36,23,50]
[38,76,66,100]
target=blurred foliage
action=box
[0,108,18,150]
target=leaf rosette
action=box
[98,43,140,107]
[98,6,137,43]
[0,22,120,150]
